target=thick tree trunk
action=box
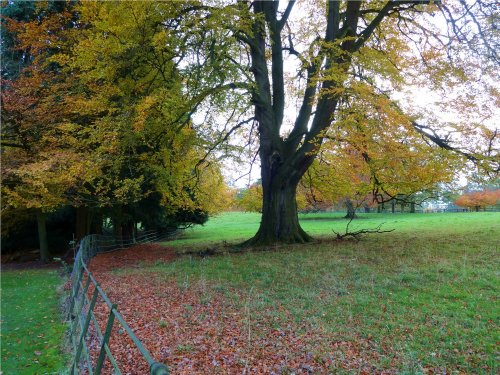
[410,202,416,213]
[36,210,49,263]
[246,176,312,245]
[113,217,123,238]
[344,199,357,219]
[391,200,396,214]
[122,221,134,241]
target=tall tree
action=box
[186,0,498,244]
[67,1,232,234]
[1,1,232,258]
[1,3,92,261]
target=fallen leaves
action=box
[79,244,399,374]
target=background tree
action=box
[455,190,500,212]
[67,1,233,236]
[1,2,95,261]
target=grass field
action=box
[149,212,499,372]
[1,269,67,374]
[168,211,499,247]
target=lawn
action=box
[88,211,500,373]
[1,269,67,374]
[167,211,499,246]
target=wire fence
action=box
[67,231,177,374]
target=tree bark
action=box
[344,199,357,219]
[410,202,416,213]
[243,1,363,244]
[122,221,134,240]
[113,217,123,238]
[92,211,103,235]
[246,173,311,245]
[36,210,49,263]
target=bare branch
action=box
[333,222,395,241]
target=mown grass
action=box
[152,212,500,372]
[167,211,499,247]
[1,269,67,374]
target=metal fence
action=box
[67,233,173,374]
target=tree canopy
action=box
[178,0,498,244]
[1,0,498,255]
[1,1,231,259]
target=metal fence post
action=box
[72,285,100,371]
[68,234,170,374]
[94,304,117,375]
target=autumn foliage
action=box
[1,2,233,258]
[1,0,499,256]
[455,190,500,212]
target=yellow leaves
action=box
[309,75,460,203]
[2,150,74,210]
[112,177,145,203]
[152,30,169,49]
[47,53,70,66]
[239,184,263,213]
[134,95,159,132]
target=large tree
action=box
[185,0,498,244]
[1,1,232,259]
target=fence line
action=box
[68,232,175,374]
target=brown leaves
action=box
[84,245,398,374]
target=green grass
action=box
[1,269,67,374]
[152,212,500,372]
[167,211,500,247]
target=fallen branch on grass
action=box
[333,217,395,241]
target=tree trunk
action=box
[391,200,396,214]
[122,221,134,241]
[246,176,311,245]
[344,199,357,219]
[113,217,123,238]
[75,206,92,241]
[410,202,416,213]
[36,210,49,263]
